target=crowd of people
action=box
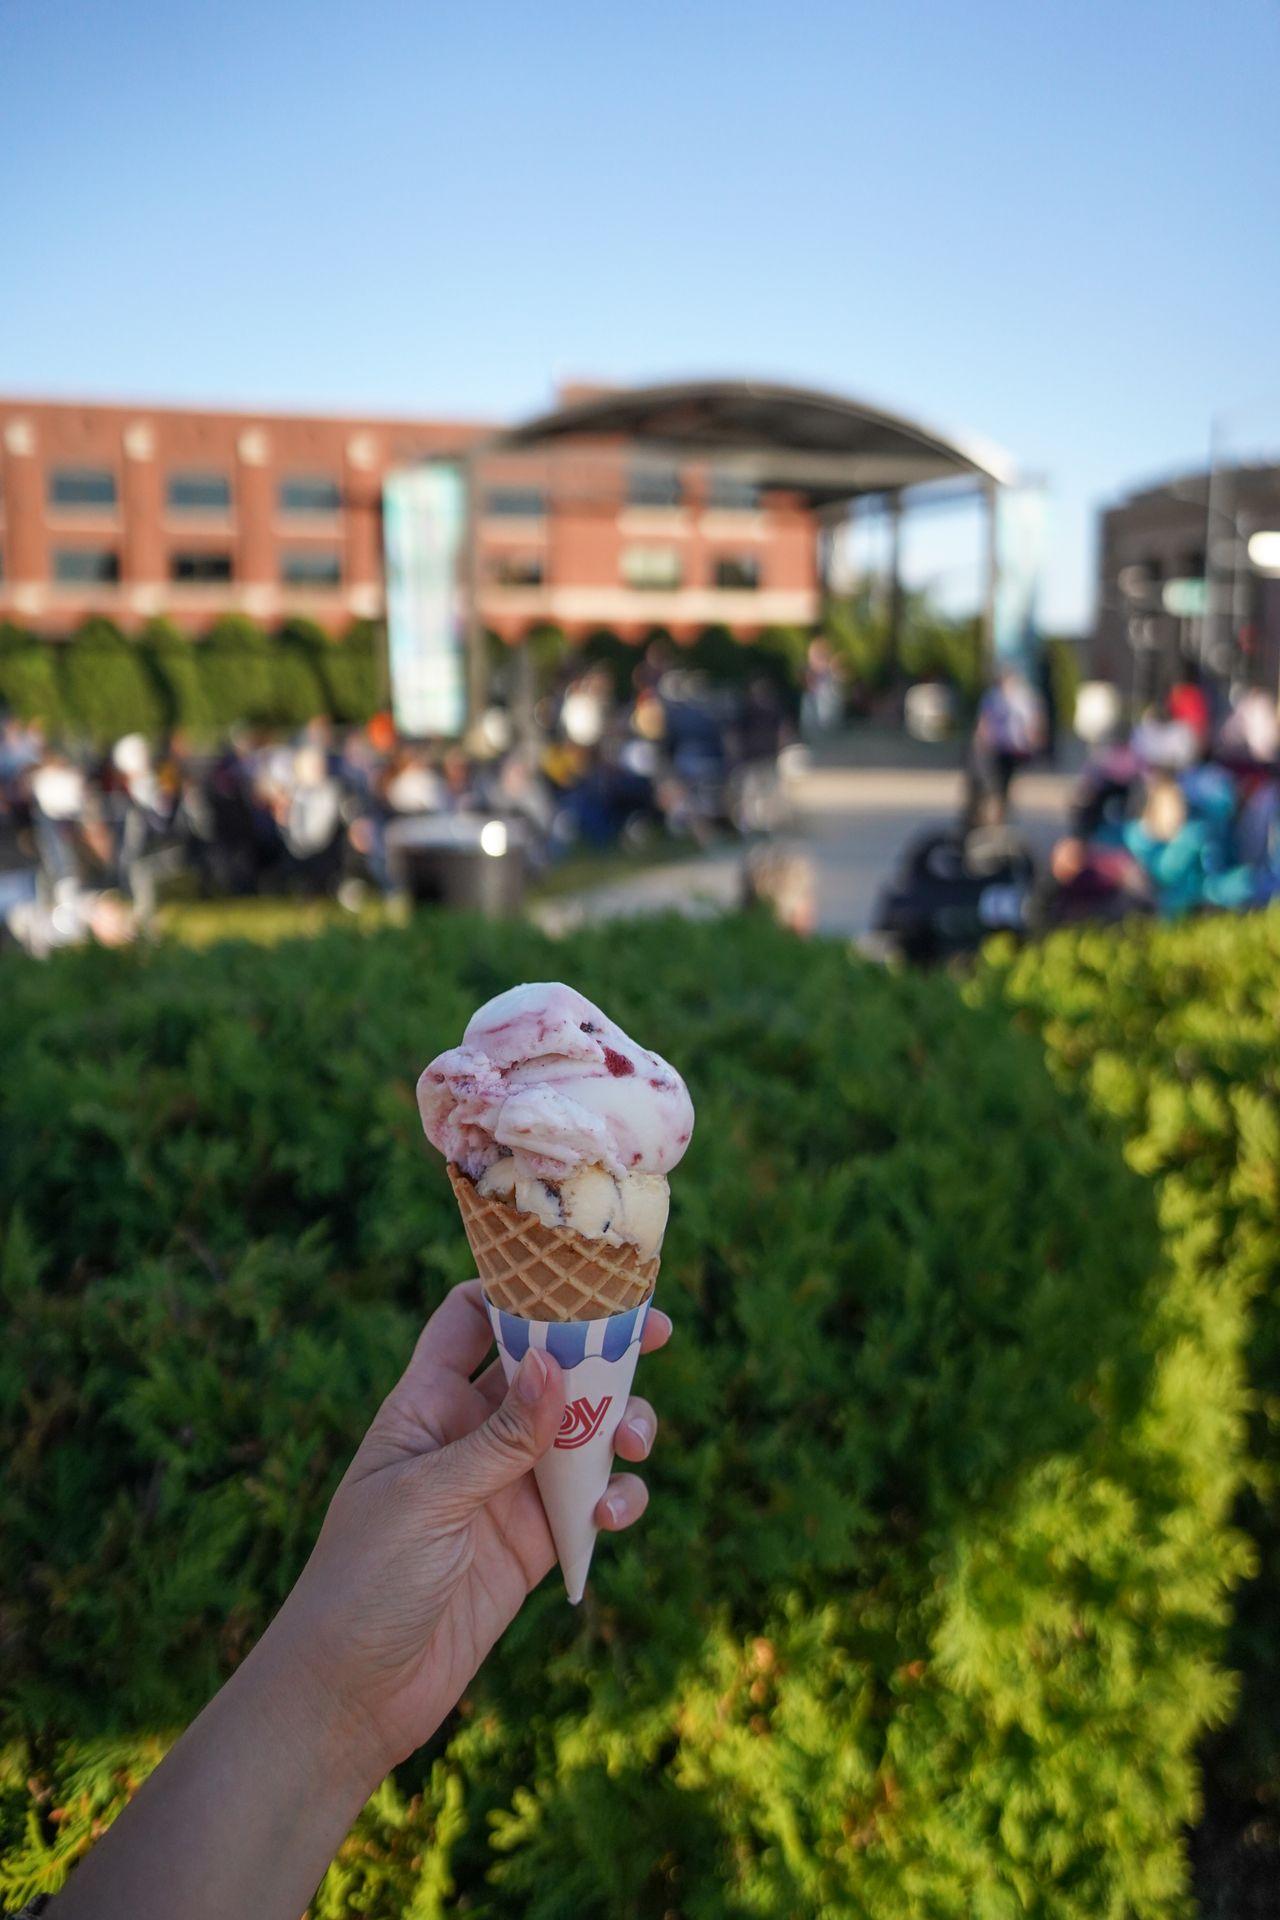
[877,664,1280,961]
[1049,675,1280,926]
[9,621,1277,961]
[0,643,794,956]
[959,661,1280,928]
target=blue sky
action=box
[3,0,1278,630]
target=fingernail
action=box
[603,1491,625,1525]
[515,1349,547,1404]
[626,1416,654,1453]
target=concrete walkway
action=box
[533,748,1076,941]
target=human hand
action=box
[270,1280,669,1776]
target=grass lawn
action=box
[152,838,709,946]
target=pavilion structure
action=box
[467,376,1017,717]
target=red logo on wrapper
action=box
[556,1394,613,1449]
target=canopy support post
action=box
[886,490,904,679]
[980,479,999,674]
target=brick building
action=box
[0,395,820,644]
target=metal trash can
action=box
[384,813,527,916]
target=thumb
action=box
[434,1349,564,1510]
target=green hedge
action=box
[976,912,1280,1918]
[0,623,63,731]
[0,911,1258,1916]
[58,617,169,744]
[0,618,385,743]
[576,625,806,710]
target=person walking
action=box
[966,667,1045,826]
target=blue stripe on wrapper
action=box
[487,1295,652,1371]
[602,1302,645,1360]
[544,1320,589,1369]
[496,1310,531,1361]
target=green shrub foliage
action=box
[196,614,283,730]
[138,618,219,741]
[0,913,1257,1916]
[321,620,384,724]
[0,620,383,742]
[272,620,330,726]
[977,911,1280,1918]
[822,590,989,707]
[0,624,65,731]
[1043,636,1083,735]
[59,619,168,744]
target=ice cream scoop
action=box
[476,1156,671,1261]
[419,983,693,1173]
[418,982,693,1259]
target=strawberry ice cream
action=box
[417,982,694,1259]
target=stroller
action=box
[875,823,1038,964]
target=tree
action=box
[823,586,894,694]
[139,618,218,740]
[60,619,166,743]
[525,623,568,697]
[0,624,65,731]
[273,620,330,728]
[579,628,636,698]
[198,616,278,730]
[322,621,384,724]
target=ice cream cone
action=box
[422,986,692,1606]
[448,1163,657,1318]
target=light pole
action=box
[1245,530,1280,699]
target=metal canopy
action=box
[495,377,1016,505]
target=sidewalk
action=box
[532,736,1076,941]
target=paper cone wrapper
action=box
[485,1292,652,1603]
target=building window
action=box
[48,467,117,511]
[708,473,759,512]
[627,464,683,509]
[714,554,761,590]
[278,474,341,515]
[167,470,232,514]
[621,545,682,590]
[281,548,342,588]
[170,551,234,584]
[485,486,547,518]
[53,546,120,584]
[491,553,544,587]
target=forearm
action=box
[50,1620,388,1920]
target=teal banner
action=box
[993,485,1048,671]
[383,463,467,737]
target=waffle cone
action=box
[448,1164,657,1319]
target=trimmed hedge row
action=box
[0,910,1258,1915]
[977,912,1280,1918]
[0,616,384,743]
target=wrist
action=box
[245,1613,395,1802]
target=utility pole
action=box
[886,490,904,681]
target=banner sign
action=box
[993,485,1049,671]
[383,463,467,737]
